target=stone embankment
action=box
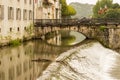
[37,42,120,80]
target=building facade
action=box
[0,0,34,45]
[34,0,61,19]
[0,0,61,45]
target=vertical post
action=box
[33,0,35,26]
[33,0,36,39]
[33,1,35,79]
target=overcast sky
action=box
[66,0,120,5]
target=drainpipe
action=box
[33,0,35,39]
[33,0,35,26]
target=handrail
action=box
[34,18,120,27]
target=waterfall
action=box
[37,42,120,80]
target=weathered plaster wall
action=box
[0,0,34,46]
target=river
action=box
[37,42,120,80]
[0,31,120,80]
[0,39,74,80]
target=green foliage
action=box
[93,0,113,18]
[45,31,56,39]
[112,3,120,9]
[61,35,76,45]
[70,3,93,18]
[103,9,120,18]
[93,0,120,18]
[26,23,34,34]
[9,39,21,46]
[67,5,76,16]
[60,0,68,17]
[60,0,76,18]
[99,26,106,31]
[93,1,101,18]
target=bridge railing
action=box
[91,18,120,24]
[34,18,120,27]
[35,19,78,26]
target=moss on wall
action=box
[9,39,21,46]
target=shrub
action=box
[99,26,106,31]
[9,39,21,46]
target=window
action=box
[38,0,42,7]
[23,61,28,72]
[24,0,27,4]
[29,10,32,20]
[0,72,5,80]
[10,28,12,32]
[10,57,12,61]
[8,7,14,20]
[16,8,21,20]
[17,27,20,31]
[9,67,15,80]
[16,64,22,76]
[29,0,32,4]
[23,9,27,20]
[0,5,4,20]
[24,27,26,30]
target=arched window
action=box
[29,10,32,20]
[16,8,21,20]
[23,9,27,20]
[8,7,14,20]
[0,5,4,20]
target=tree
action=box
[60,0,76,18]
[60,0,68,17]
[67,5,76,16]
[104,9,120,19]
[93,0,113,18]
[112,3,120,9]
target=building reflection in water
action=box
[0,40,70,80]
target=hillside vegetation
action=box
[69,2,94,18]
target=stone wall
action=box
[108,26,120,49]
[35,25,120,49]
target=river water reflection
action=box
[0,40,74,80]
[0,31,86,80]
[46,30,86,46]
[0,31,120,80]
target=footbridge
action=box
[34,18,120,49]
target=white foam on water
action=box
[37,42,120,80]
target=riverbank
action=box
[0,36,35,47]
[37,41,120,80]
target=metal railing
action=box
[34,18,120,27]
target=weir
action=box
[37,42,120,80]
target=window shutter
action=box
[8,7,10,19]
[2,5,4,19]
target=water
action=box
[0,40,72,80]
[1,30,120,80]
[46,30,86,46]
[0,31,86,80]
[38,42,120,80]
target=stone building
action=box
[34,0,61,19]
[0,0,33,45]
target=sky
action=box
[66,0,120,5]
